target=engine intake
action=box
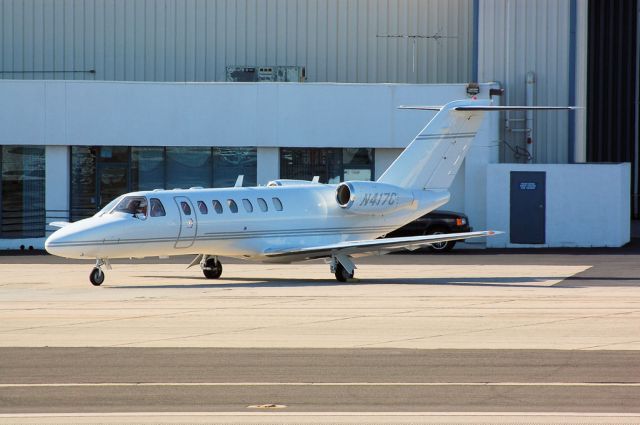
[335,181,414,214]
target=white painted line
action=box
[1,382,639,388]
[0,412,640,418]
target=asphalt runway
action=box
[0,348,639,414]
[1,250,639,423]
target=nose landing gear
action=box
[89,258,110,286]
[89,267,105,286]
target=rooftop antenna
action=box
[376,29,457,73]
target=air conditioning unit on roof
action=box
[226,66,306,82]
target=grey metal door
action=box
[510,171,546,244]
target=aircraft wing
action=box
[263,230,500,262]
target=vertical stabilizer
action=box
[377,99,489,190]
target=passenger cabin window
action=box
[197,201,208,215]
[180,201,192,215]
[242,199,253,213]
[227,199,238,213]
[257,198,268,212]
[113,196,148,217]
[212,200,223,214]
[150,198,166,217]
[272,197,283,211]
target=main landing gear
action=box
[201,255,223,279]
[330,254,356,282]
[89,258,110,286]
[187,254,223,279]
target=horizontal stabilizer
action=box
[399,105,578,111]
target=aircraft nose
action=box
[45,224,89,259]
[45,229,67,257]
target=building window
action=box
[213,147,257,187]
[70,146,98,221]
[132,147,165,191]
[279,148,374,183]
[0,146,45,238]
[167,147,212,189]
[70,146,257,220]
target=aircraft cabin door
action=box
[174,196,197,249]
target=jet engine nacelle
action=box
[335,181,414,214]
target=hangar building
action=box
[0,0,634,249]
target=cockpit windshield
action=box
[111,196,148,217]
[95,196,123,217]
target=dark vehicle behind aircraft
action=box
[386,210,471,252]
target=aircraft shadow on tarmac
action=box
[116,275,574,289]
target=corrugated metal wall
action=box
[0,0,473,84]
[478,0,573,164]
[586,0,638,218]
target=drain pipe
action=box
[525,71,536,163]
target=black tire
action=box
[89,267,105,286]
[426,227,456,253]
[334,263,354,282]
[203,258,223,279]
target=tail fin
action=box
[378,99,577,190]
[377,99,490,190]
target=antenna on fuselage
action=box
[234,175,244,187]
[312,176,320,183]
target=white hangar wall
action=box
[487,163,630,248]
[0,80,500,249]
[0,0,474,84]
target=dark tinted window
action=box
[257,198,268,212]
[242,199,253,212]
[197,200,208,214]
[212,200,223,214]
[227,199,238,213]
[1,146,46,237]
[150,198,166,217]
[272,197,283,211]
[180,201,192,215]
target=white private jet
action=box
[45,99,573,285]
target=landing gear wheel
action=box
[334,263,354,282]
[203,258,223,279]
[89,267,105,286]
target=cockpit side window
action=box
[112,196,148,216]
[197,201,208,215]
[150,198,166,217]
[180,201,192,215]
